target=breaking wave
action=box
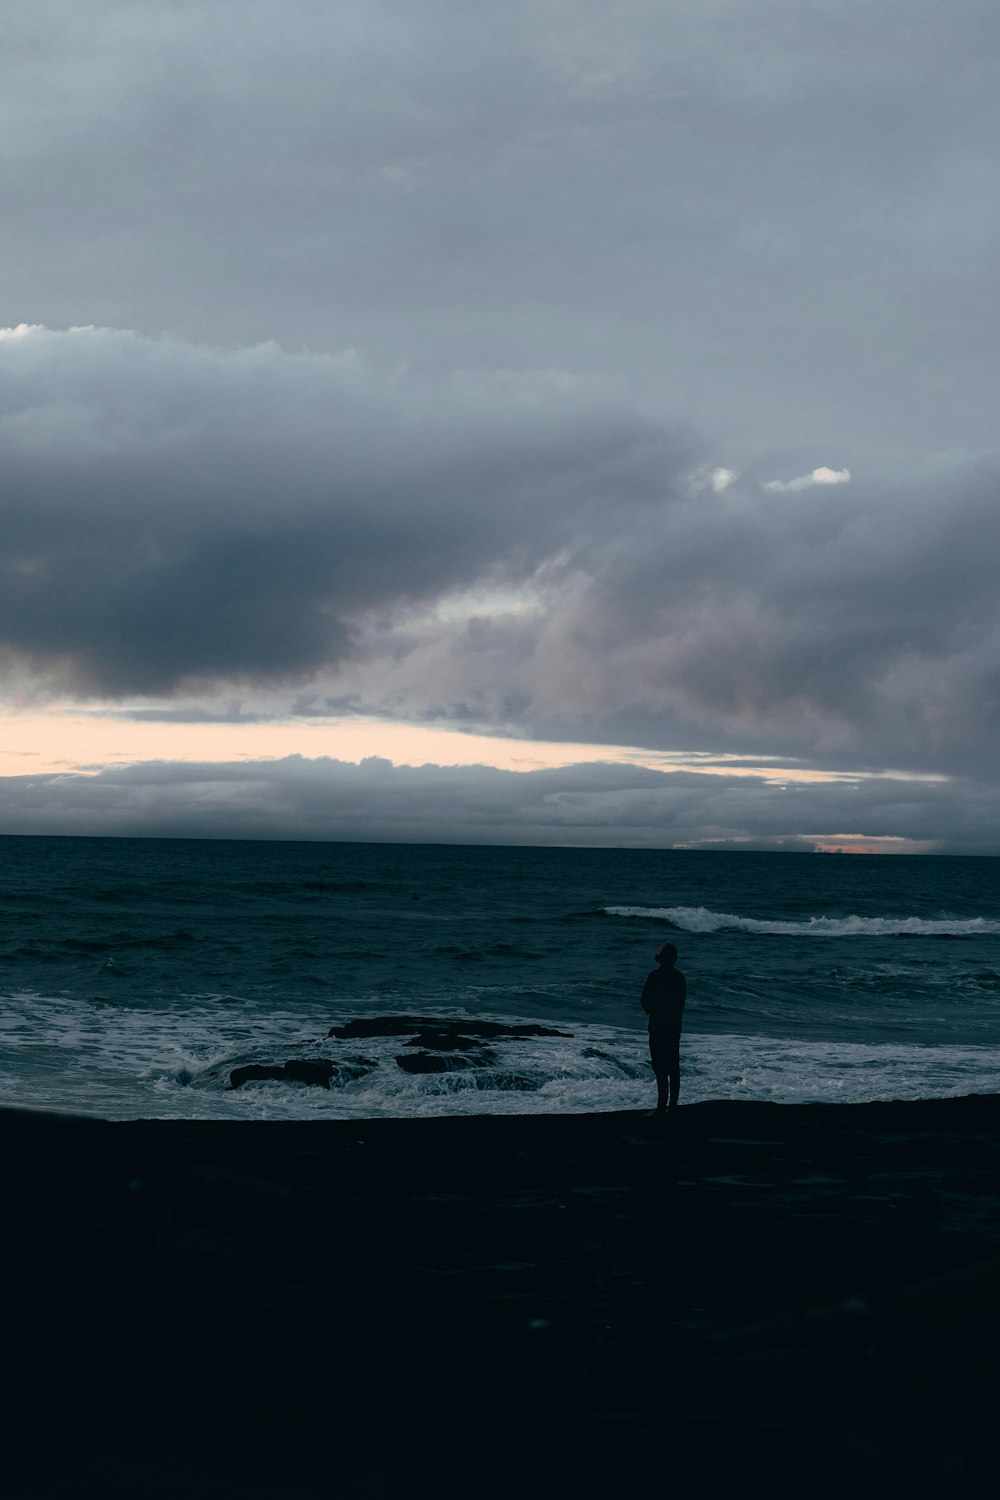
[604,905,1000,937]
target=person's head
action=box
[655,942,678,967]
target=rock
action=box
[395,1053,448,1075]
[227,1057,376,1091]
[228,1064,284,1090]
[328,1015,572,1041]
[327,1015,429,1039]
[229,1059,336,1090]
[404,1029,483,1051]
[283,1059,339,1088]
[395,1049,496,1075]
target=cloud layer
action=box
[2,323,1000,790]
[0,755,995,854]
[5,2,1000,458]
[0,322,686,691]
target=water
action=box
[1,835,998,1119]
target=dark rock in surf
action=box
[395,1052,448,1075]
[227,1056,377,1090]
[228,1063,278,1089]
[284,1059,340,1088]
[395,1049,496,1075]
[327,1015,571,1042]
[229,1059,337,1090]
[404,1029,483,1051]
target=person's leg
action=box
[666,1041,680,1112]
[649,1034,668,1114]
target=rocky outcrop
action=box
[395,1049,497,1075]
[227,1056,376,1090]
[322,1014,573,1083]
[404,1029,484,1051]
[327,1015,572,1042]
[213,1016,572,1092]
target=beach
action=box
[4,1095,999,1498]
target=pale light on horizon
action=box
[0,703,949,789]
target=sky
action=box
[2,1,999,852]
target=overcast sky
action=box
[2,1,999,852]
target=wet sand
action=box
[3,1095,1000,1498]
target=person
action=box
[641,941,686,1116]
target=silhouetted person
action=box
[641,942,685,1115]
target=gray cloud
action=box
[4,2,1000,460]
[2,325,1000,787]
[0,323,687,692]
[326,451,1000,779]
[0,755,996,853]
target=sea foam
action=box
[605,905,1000,937]
[3,989,1000,1121]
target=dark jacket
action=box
[641,965,686,1035]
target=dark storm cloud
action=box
[3,325,1000,784]
[5,2,1000,457]
[0,324,687,692]
[328,450,1000,780]
[0,756,995,853]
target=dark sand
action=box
[3,1096,1000,1498]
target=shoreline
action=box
[4,1095,999,1497]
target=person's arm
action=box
[641,973,654,1015]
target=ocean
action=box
[1,835,998,1120]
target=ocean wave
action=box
[604,905,1000,937]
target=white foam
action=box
[2,991,998,1120]
[605,905,1000,937]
